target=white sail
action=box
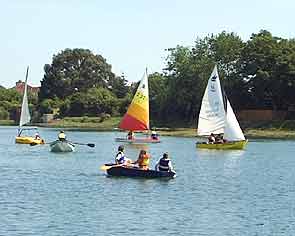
[19,67,31,127]
[223,100,245,141]
[197,65,226,136]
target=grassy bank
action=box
[0,120,16,125]
[38,117,121,130]
[3,117,295,139]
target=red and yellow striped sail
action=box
[119,70,149,131]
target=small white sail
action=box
[19,67,31,127]
[223,100,245,141]
[197,65,226,136]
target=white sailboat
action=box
[196,65,247,149]
[15,66,44,144]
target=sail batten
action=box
[119,70,149,131]
[19,66,31,127]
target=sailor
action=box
[115,145,131,165]
[151,130,159,140]
[208,133,215,144]
[127,130,134,140]
[133,150,150,170]
[34,131,41,140]
[155,152,174,172]
[58,130,66,141]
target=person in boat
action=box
[34,131,41,140]
[215,134,224,144]
[208,133,215,144]
[155,152,174,172]
[115,145,132,165]
[133,149,150,170]
[150,130,159,140]
[58,130,66,141]
[127,131,134,140]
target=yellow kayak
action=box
[196,140,248,150]
[15,136,45,145]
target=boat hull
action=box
[196,140,248,150]
[115,137,160,144]
[15,136,45,145]
[106,165,175,178]
[50,141,75,152]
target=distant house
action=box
[14,80,40,94]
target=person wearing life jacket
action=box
[155,152,174,172]
[34,131,41,140]
[208,133,215,144]
[150,130,159,140]
[133,149,150,170]
[115,145,131,165]
[127,131,134,140]
[58,130,66,141]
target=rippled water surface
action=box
[1,126,295,235]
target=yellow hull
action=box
[196,140,248,150]
[15,136,45,145]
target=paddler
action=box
[58,130,66,141]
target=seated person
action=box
[150,130,159,140]
[208,133,215,144]
[155,152,174,172]
[127,131,134,140]
[58,131,66,141]
[215,134,224,144]
[34,132,41,140]
[133,150,150,170]
[115,145,132,165]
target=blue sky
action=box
[0,0,294,88]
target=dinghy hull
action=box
[15,136,45,145]
[196,140,248,150]
[50,141,75,152]
[106,165,175,178]
[115,137,160,144]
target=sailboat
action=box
[115,69,160,143]
[196,65,248,150]
[15,66,45,145]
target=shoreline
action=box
[2,119,295,139]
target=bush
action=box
[0,106,9,120]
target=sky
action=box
[0,0,294,88]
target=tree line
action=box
[1,30,295,125]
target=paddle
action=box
[30,141,95,148]
[100,164,123,171]
[71,142,95,148]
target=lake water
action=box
[1,126,295,235]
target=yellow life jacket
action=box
[140,154,150,166]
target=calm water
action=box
[1,126,295,235]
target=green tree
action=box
[39,48,126,100]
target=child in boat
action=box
[208,133,215,144]
[34,132,41,140]
[58,130,66,141]
[151,130,159,140]
[127,131,134,140]
[155,152,174,172]
[115,145,132,165]
[215,134,224,144]
[133,150,150,170]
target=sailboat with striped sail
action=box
[115,69,160,143]
[15,66,45,145]
[196,65,247,150]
